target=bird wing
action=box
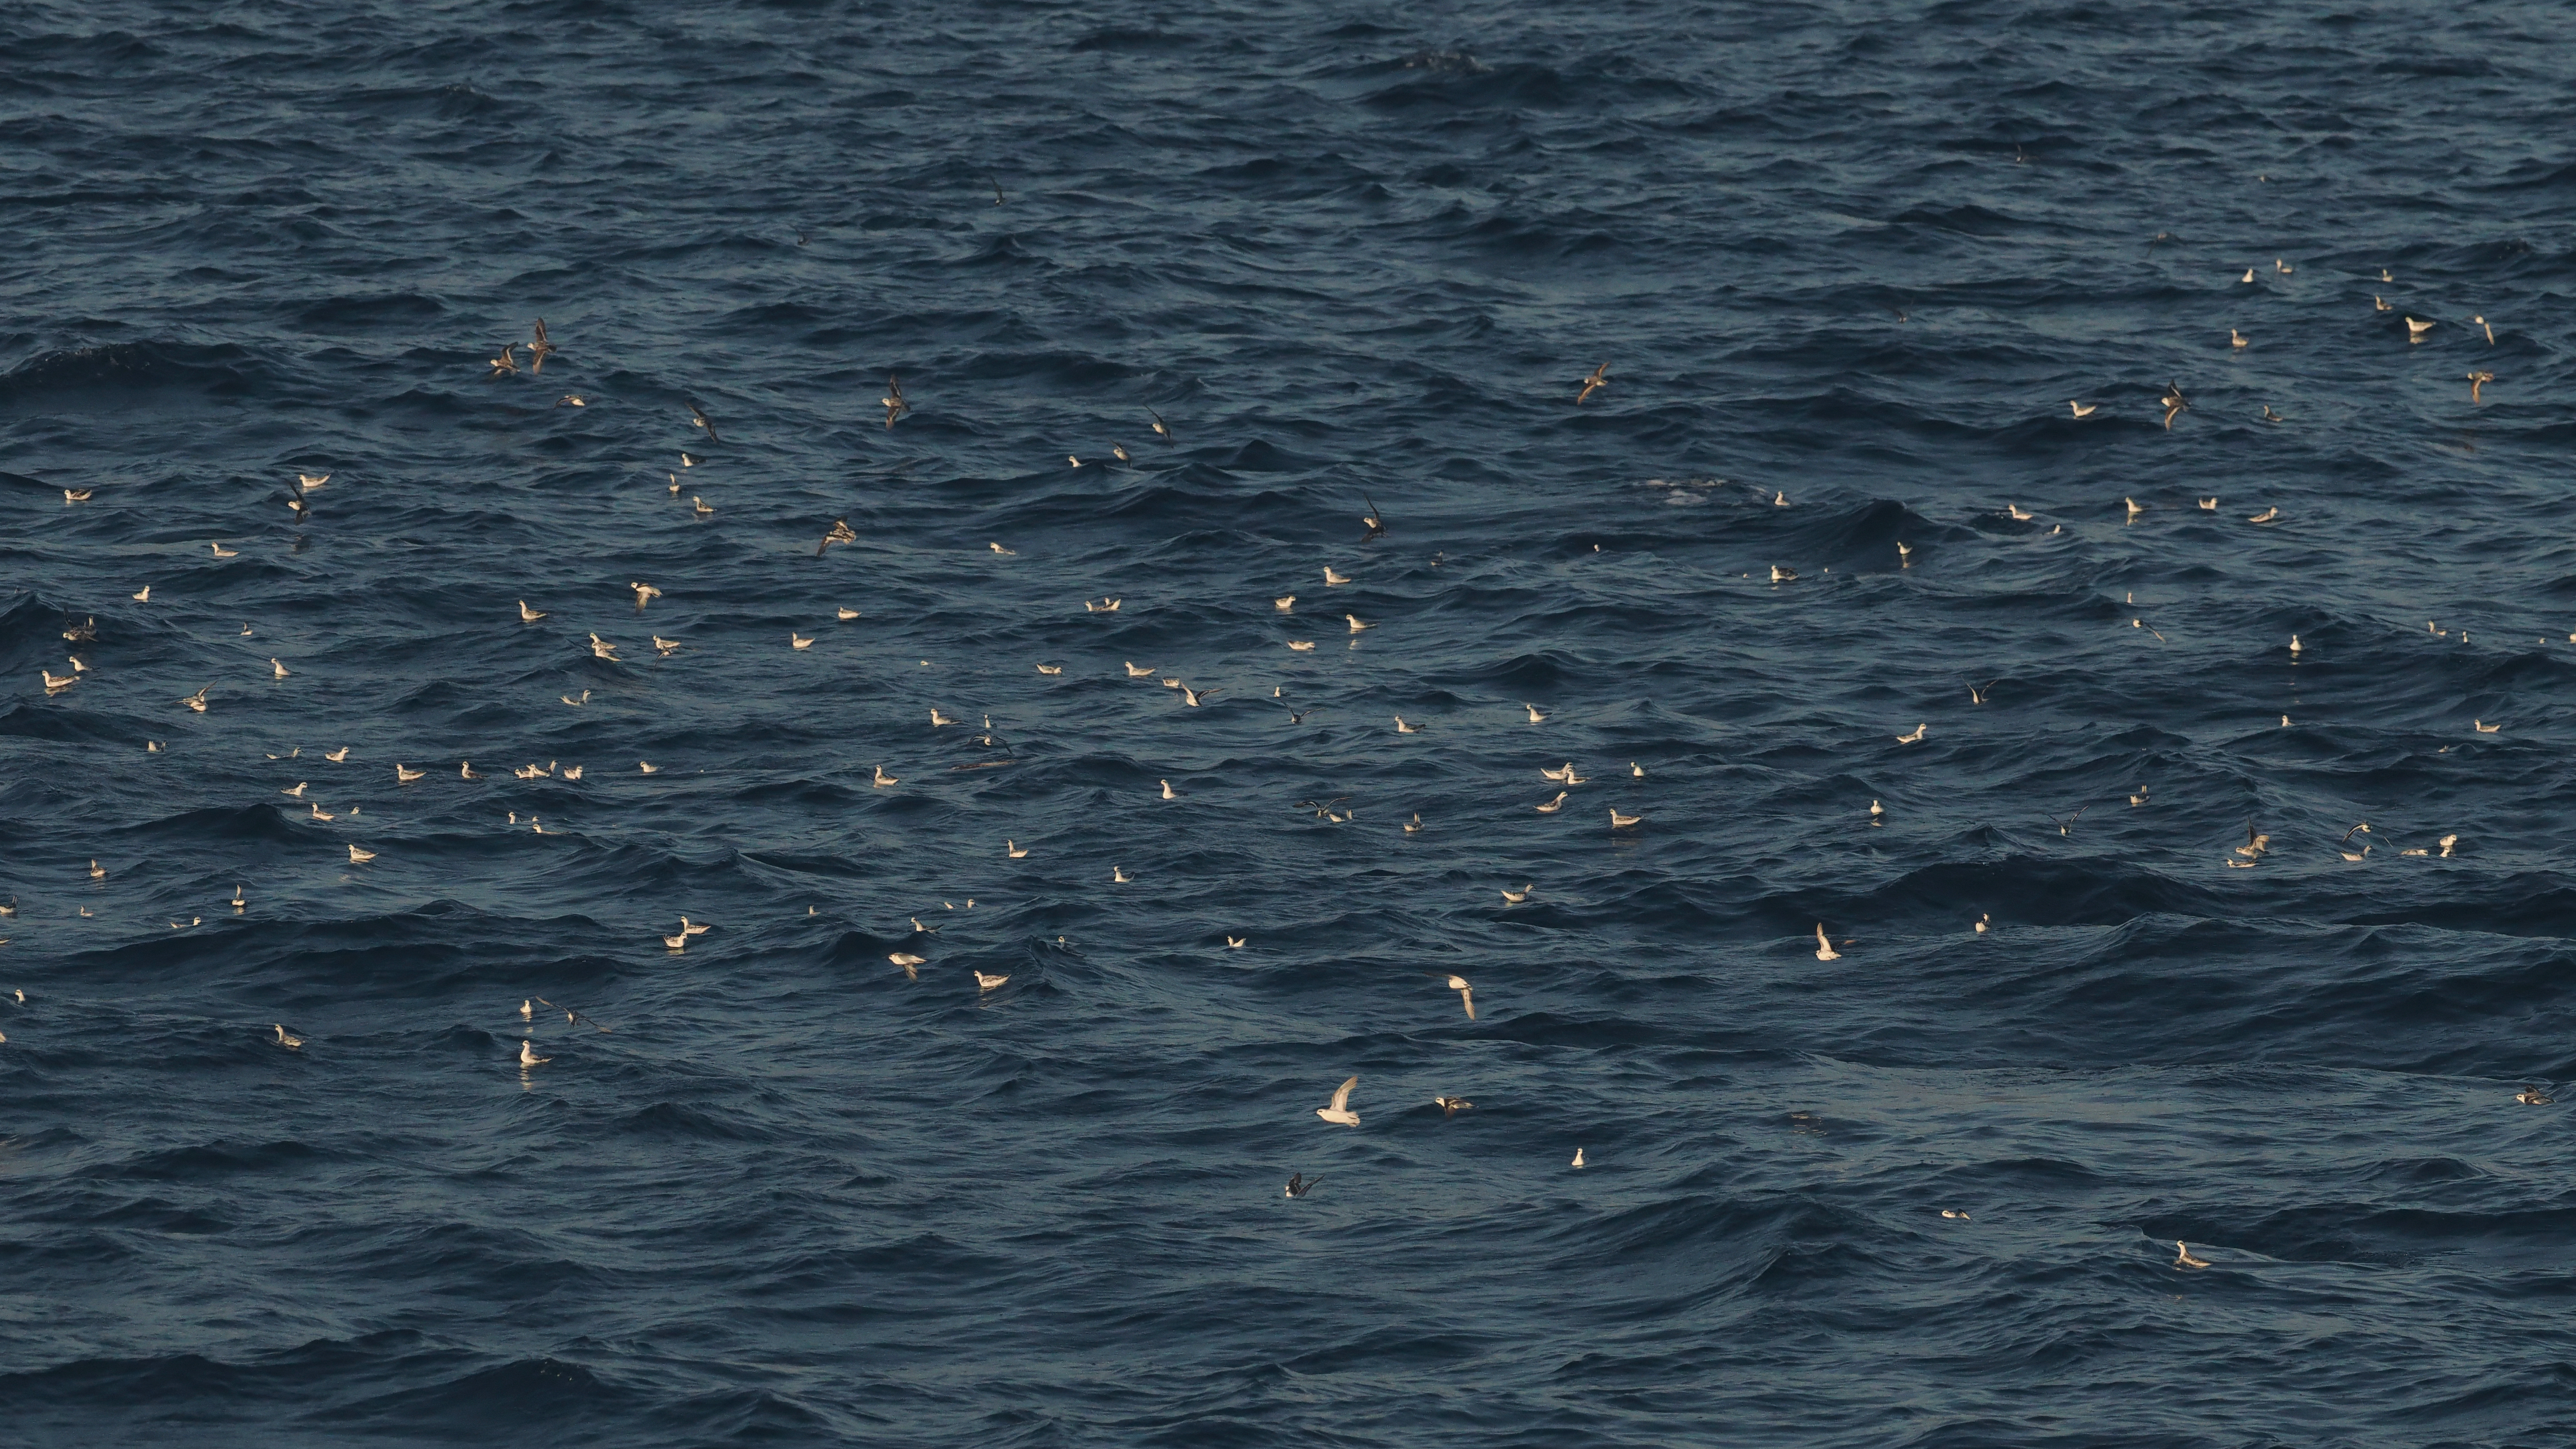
[1460,988,1474,1020]
[1329,1076,1356,1112]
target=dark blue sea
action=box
[5,1,2575,1443]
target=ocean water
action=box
[4,1,2575,1444]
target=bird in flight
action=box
[1575,362,1610,405]
[1315,1076,1361,1126]
[687,399,721,442]
[1426,972,1475,1019]
[883,376,910,428]
[528,319,556,372]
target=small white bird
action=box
[889,953,925,979]
[347,845,375,863]
[1006,840,1028,858]
[1287,641,1315,651]
[1112,866,1130,883]
[2248,507,2279,524]
[2175,1241,2210,1270]
[2229,329,2248,351]
[1869,799,1884,821]
[974,970,1010,993]
[1770,565,1798,583]
[133,585,150,601]
[1395,716,1420,734]
[1037,663,1062,674]
[1630,762,1644,777]
[838,608,861,621]
[2198,498,2217,511]
[1275,595,1295,611]
[1316,1075,1361,1127]
[1814,923,1841,962]
[1535,792,1568,813]
[520,1001,533,1021]
[990,542,1016,556]
[1160,780,1178,800]
[1896,724,1928,744]
[520,1040,550,1067]
[282,782,307,797]
[1126,662,1156,678]
[2289,634,2302,656]
[930,709,956,727]
[1974,913,1990,934]
[1501,885,1530,903]
[326,747,350,762]
[639,761,658,774]
[1347,614,1373,632]
[589,633,619,660]
[1430,972,1476,1019]
[2125,497,2145,518]
[1609,807,1644,829]
[275,1025,304,1049]
[2405,316,2434,338]
[2069,402,2096,418]
[1182,685,1217,707]
[270,658,290,679]
[630,581,661,607]
[791,633,812,650]
[1571,1148,1586,1168]
[211,542,239,558]
[873,766,899,787]
[395,764,425,782]
[1226,936,1246,949]
[2241,267,2256,283]
[1526,704,1546,723]
[1323,566,1350,585]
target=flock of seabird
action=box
[13,267,2546,1253]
